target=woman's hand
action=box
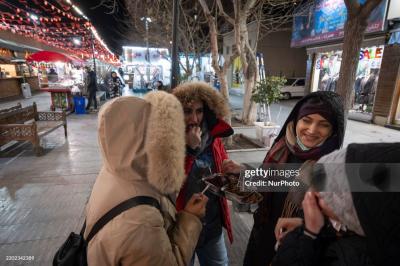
[184,193,208,218]
[274,217,303,241]
[302,192,325,235]
[186,126,202,149]
[222,159,242,174]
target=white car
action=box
[280,78,306,99]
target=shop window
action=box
[313,46,384,114]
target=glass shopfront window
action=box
[311,45,384,114]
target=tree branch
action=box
[360,0,383,19]
[216,0,235,25]
[344,0,361,18]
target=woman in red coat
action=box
[173,82,240,266]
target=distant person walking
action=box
[109,71,123,98]
[85,66,97,111]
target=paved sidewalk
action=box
[1,90,400,265]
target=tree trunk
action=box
[242,71,257,124]
[336,15,367,114]
[241,45,259,125]
[219,70,229,101]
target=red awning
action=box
[26,51,84,65]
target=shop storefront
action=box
[122,46,170,89]
[310,45,384,119]
[0,48,39,99]
[291,0,389,123]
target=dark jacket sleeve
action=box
[272,226,321,266]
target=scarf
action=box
[259,121,339,220]
[263,121,338,164]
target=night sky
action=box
[77,0,132,55]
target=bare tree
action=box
[336,0,383,116]
[99,0,210,79]
[199,0,302,125]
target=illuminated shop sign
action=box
[359,47,383,60]
[291,0,388,47]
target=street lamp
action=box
[141,17,152,83]
[170,0,180,89]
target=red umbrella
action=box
[27,51,84,64]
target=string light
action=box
[0,0,119,65]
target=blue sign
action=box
[291,0,388,47]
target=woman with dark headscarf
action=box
[109,71,123,98]
[272,143,400,266]
[243,91,345,266]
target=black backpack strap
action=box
[86,196,161,243]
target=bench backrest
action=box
[0,103,37,125]
[0,103,22,115]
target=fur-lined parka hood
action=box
[97,93,186,195]
[173,81,230,119]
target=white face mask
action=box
[329,218,347,232]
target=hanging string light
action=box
[0,0,120,65]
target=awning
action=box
[26,51,84,65]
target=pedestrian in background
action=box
[244,91,345,266]
[85,92,208,266]
[85,66,98,111]
[109,71,123,98]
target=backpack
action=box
[53,196,161,266]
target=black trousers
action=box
[86,89,97,109]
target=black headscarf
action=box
[346,143,400,266]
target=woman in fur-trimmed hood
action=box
[84,92,207,266]
[173,82,235,265]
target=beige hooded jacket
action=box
[84,92,202,266]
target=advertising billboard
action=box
[291,0,388,47]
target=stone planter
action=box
[253,121,280,148]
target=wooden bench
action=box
[0,103,22,115]
[0,102,67,155]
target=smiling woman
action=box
[244,91,345,266]
[296,114,333,148]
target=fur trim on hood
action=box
[97,92,185,195]
[173,81,230,118]
[143,91,186,194]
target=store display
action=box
[313,46,384,113]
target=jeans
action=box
[190,233,228,266]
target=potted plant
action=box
[251,76,286,147]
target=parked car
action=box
[280,78,306,99]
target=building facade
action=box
[293,0,400,127]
